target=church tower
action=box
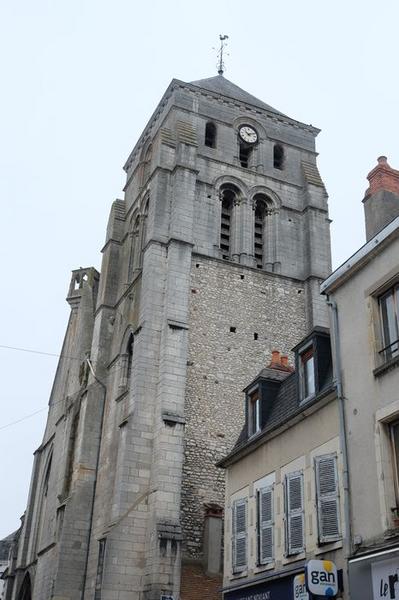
[7,74,331,600]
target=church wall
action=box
[182,255,307,559]
[7,76,332,600]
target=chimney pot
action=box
[378,155,388,165]
[281,355,288,367]
[271,350,281,364]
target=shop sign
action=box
[223,575,292,600]
[293,573,309,600]
[306,559,338,597]
[371,557,399,599]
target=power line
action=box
[0,344,81,361]
[0,407,48,431]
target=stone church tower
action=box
[6,74,331,600]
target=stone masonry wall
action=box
[181,254,307,559]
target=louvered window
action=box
[315,454,341,543]
[285,472,305,555]
[254,203,265,269]
[258,486,274,564]
[220,186,238,260]
[232,499,247,573]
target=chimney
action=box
[268,351,293,372]
[271,350,281,365]
[281,355,289,367]
[363,156,399,240]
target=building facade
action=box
[219,330,347,599]
[321,157,399,599]
[6,74,331,600]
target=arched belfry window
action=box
[254,199,266,269]
[273,144,284,170]
[219,184,240,260]
[253,194,275,270]
[205,122,216,148]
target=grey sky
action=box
[1,0,398,538]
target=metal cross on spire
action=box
[217,34,229,75]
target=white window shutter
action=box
[258,486,273,564]
[232,499,247,572]
[315,454,340,543]
[285,472,304,555]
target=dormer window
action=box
[300,347,315,400]
[248,389,261,436]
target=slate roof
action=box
[190,75,286,117]
[0,531,17,561]
[219,338,335,467]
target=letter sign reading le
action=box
[293,573,309,600]
[306,560,338,597]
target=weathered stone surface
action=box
[6,74,331,600]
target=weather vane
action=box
[217,34,229,75]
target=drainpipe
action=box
[80,357,107,600]
[326,297,353,566]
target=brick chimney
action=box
[268,351,293,372]
[363,156,399,240]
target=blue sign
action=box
[224,575,294,600]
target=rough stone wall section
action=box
[181,254,307,558]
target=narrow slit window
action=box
[273,144,284,170]
[205,122,216,148]
[240,143,252,168]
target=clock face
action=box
[239,125,258,144]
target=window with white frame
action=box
[257,485,274,565]
[300,346,315,401]
[379,283,399,362]
[232,498,247,573]
[390,420,399,505]
[285,471,305,555]
[248,389,260,437]
[315,454,341,543]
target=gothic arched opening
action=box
[219,184,240,260]
[17,573,32,600]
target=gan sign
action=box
[293,573,309,600]
[306,560,338,597]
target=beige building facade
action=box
[219,331,347,599]
[322,157,399,599]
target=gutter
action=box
[321,216,399,294]
[326,298,352,596]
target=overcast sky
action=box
[1,0,398,539]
